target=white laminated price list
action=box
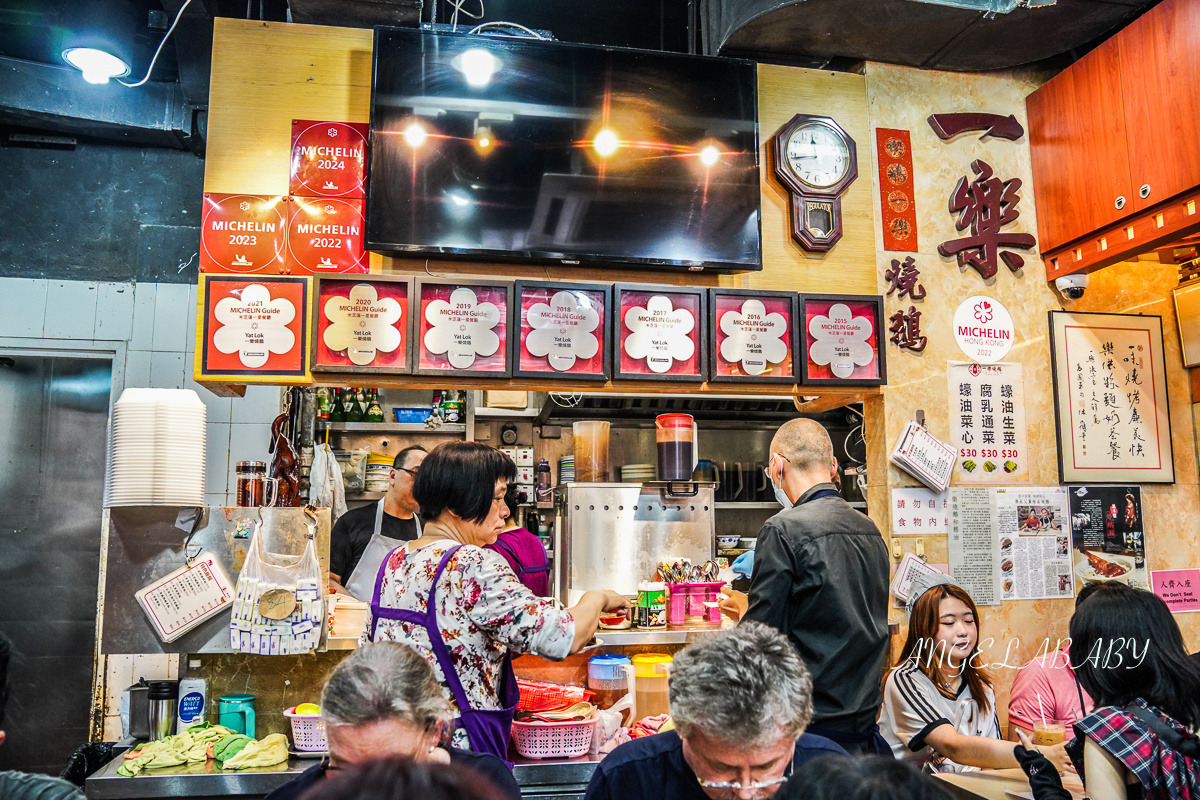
[135,553,235,643]
[890,420,956,492]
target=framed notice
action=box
[1048,311,1174,484]
[312,276,412,374]
[199,275,310,381]
[614,284,706,381]
[799,294,886,386]
[947,362,1029,484]
[286,196,368,274]
[512,281,610,380]
[707,288,797,383]
[415,279,511,378]
[199,193,287,274]
[290,120,367,198]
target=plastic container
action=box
[284,706,328,752]
[630,653,673,718]
[176,661,207,733]
[587,655,632,709]
[635,581,667,629]
[655,413,695,481]
[666,582,725,626]
[511,714,599,759]
[393,406,431,424]
[572,421,610,482]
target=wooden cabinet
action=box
[1027,0,1200,254]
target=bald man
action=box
[719,419,890,755]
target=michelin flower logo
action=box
[719,299,788,376]
[526,291,601,371]
[624,294,695,373]
[807,303,874,378]
[424,287,501,368]
[213,283,296,368]
[322,283,403,365]
[974,300,993,324]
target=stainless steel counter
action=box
[85,750,600,800]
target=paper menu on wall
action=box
[135,553,235,643]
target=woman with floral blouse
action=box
[363,441,628,762]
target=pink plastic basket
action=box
[510,714,599,759]
[284,707,328,752]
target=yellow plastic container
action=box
[630,653,673,718]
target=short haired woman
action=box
[363,442,628,761]
[879,573,1071,773]
[298,756,511,800]
[1066,582,1200,800]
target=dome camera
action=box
[1055,273,1089,300]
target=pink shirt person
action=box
[1007,646,1093,738]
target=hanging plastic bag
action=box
[229,518,324,654]
[310,443,347,519]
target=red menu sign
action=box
[711,292,795,382]
[200,193,287,274]
[314,277,410,371]
[290,120,368,198]
[201,276,308,377]
[287,197,368,274]
[415,281,510,377]
[616,288,704,380]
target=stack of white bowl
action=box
[105,388,206,506]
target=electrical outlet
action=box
[475,427,491,441]
[915,537,925,560]
[891,537,902,561]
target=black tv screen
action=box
[366,28,761,273]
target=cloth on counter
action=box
[1070,699,1199,800]
[221,734,288,770]
[628,714,670,739]
[879,658,1002,773]
[583,729,847,800]
[0,772,85,800]
[598,729,631,758]
[262,745,520,800]
[329,501,419,580]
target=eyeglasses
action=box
[397,467,419,478]
[696,757,794,795]
[763,452,790,483]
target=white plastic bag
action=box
[310,443,347,519]
[229,520,324,654]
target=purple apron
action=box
[369,543,519,764]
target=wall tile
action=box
[43,280,99,339]
[0,278,48,337]
[130,282,157,351]
[206,421,232,498]
[152,283,192,352]
[228,422,275,477]
[149,350,186,389]
[95,282,135,341]
[184,282,200,354]
[230,384,282,424]
[124,350,152,389]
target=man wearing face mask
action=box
[718,418,890,755]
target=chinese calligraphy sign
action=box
[948,362,1029,484]
[876,128,918,252]
[938,159,1036,279]
[889,306,927,352]
[885,256,926,301]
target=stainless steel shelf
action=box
[596,623,732,646]
[320,422,466,434]
[715,501,777,509]
[475,407,539,418]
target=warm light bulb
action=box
[456,48,500,87]
[593,128,620,157]
[62,47,130,85]
[699,145,721,167]
[402,121,428,149]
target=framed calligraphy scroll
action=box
[1048,311,1174,484]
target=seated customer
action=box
[778,754,954,800]
[1066,583,1200,800]
[1007,582,1103,740]
[584,622,846,800]
[265,643,519,800]
[880,573,1071,773]
[298,755,512,800]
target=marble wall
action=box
[863,62,1200,726]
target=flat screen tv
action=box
[366,27,761,273]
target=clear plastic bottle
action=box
[176,660,208,732]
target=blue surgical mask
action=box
[768,460,791,507]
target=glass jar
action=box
[235,461,267,507]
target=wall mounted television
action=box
[366,27,762,273]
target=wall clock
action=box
[772,114,858,252]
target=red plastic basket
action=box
[511,714,599,759]
[516,679,593,712]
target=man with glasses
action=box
[264,642,518,800]
[585,623,844,800]
[718,419,890,755]
[330,444,426,600]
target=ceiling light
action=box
[62,47,131,85]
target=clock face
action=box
[785,124,851,190]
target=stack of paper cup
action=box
[105,388,206,506]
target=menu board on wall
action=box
[614,284,706,381]
[512,281,610,380]
[290,120,367,198]
[200,194,287,274]
[1067,484,1149,592]
[1049,311,1174,483]
[947,362,1029,484]
[286,197,368,274]
[708,288,797,383]
[798,294,886,386]
[415,279,511,378]
[312,276,411,373]
[199,275,309,381]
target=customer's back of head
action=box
[778,755,954,800]
[297,756,509,800]
[1068,582,1200,728]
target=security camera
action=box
[1055,273,1089,300]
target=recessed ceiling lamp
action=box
[62,0,193,86]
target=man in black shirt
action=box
[329,445,426,599]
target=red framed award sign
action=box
[614,284,706,382]
[708,288,798,383]
[798,294,886,386]
[198,275,311,382]
[290,120,367,198]
[286,196,368,274]
[200,194,287,274]
[512,281,611,381]
[312,276,412,374]
[414,279,512,378]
